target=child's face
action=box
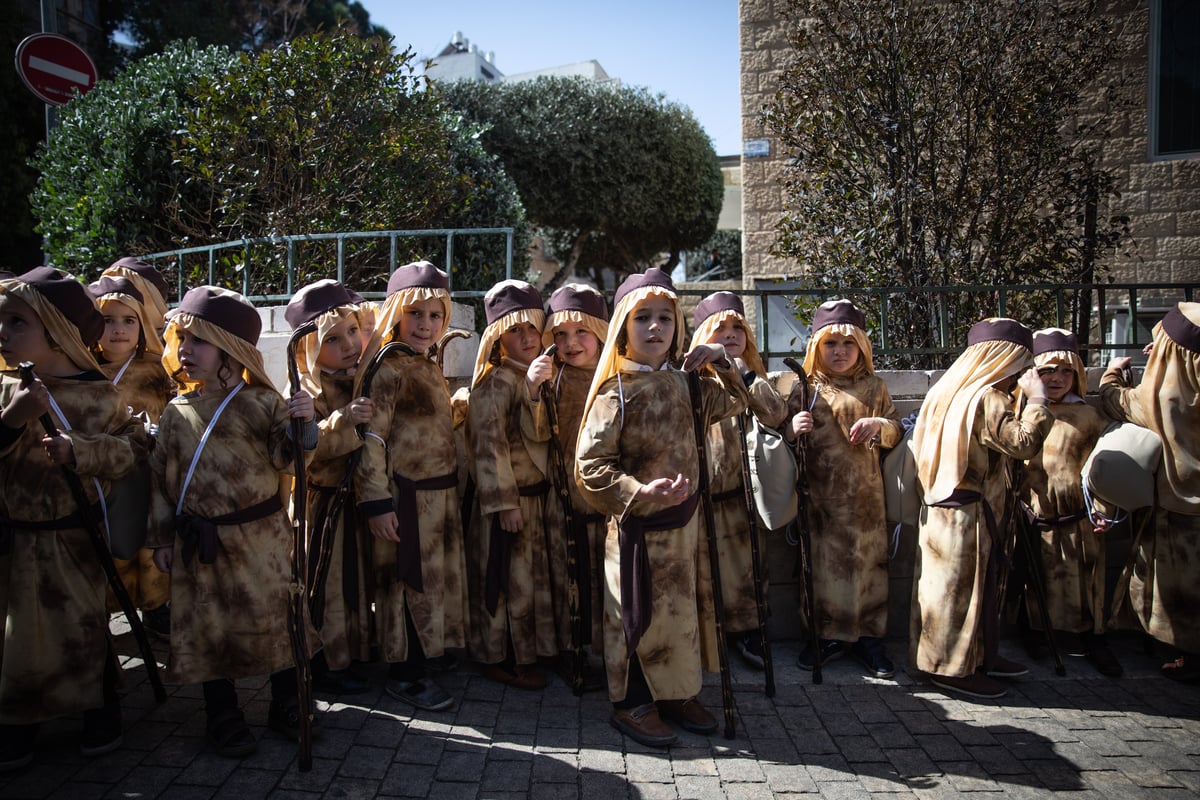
[499,321,542,364]
[709,316,747,359]
[315,313,364,373]
[397,298,444,351]
[626,297,676,368]
[99,299,140,361]
[0,293,56,367]
[177,330,231,386]
[820,333,861,375]
[552,324,600,369]
[1037,361,1075,402]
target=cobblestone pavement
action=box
[2,627,1198,800]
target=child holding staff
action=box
[575,268,749,748]
[148,286,318,757]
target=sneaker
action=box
[385,678,454,711]
[797,639,844,671]
[79,707,122,757]
[1055,630,1087,658]
[0,724,36,772]
[482,662,547,690]
[610,703,677,747]
[985,655,1029,678]
[657,697,718,735]
[851,637,895,679]
[141,604,170,640]
[426,652,460,673]
[931,672,1007,700]
[1084,636,1123,678]
[732,633,766,670]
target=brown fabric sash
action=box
[176,494,283,566]
[1021,502,1087,530]
[391,470,459,592]
[0,503,103,553]
[485,480,550,616]
[619,491,701,654]
[711,485,744,504]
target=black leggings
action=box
[203,668,297,716]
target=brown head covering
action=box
[285,279,367,397]
[0,267,103,373]
[1032,327,1086,398]
[102,257,170,330]
[88,275,164,357]
[688,291,768,376]
[471,279,544,389]
[542,283,610,350]
[801,299,875,379]
[356,261,455,393]
[911,317,1034,503]
[162,286,276,394]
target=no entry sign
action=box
[15,33,98,106]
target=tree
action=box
[764,0,1132,366]
[442,76,723,288]
[0,0,48,270]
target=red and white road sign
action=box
[14,33,98,106]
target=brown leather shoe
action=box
[657,697,718,735]
[483,663,547,690]
[610,704,677,747]
[930,672,1007,699]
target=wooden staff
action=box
[687,369,735,740]
[783,358,822,685]
[734,411,775,697]
[1009,461,1066,676]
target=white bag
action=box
[745,415,799,530]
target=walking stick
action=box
[783,358,822,685]
[539,344,588,695]
[17,362,167,704]
[1009,463,1066,677]
[734,411,775,697]
[284,325,316,772]
[687,369,736,740]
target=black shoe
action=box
[1084,636,1123,678]
[731,633,766,670]
[80,706,122,757]
[851,637,895,679]
[798,639,844,671]
[425,652,460,673]
[268,698,317,740]
[385,677,454,711]
[141,604,170,640]
[0,724,36,772]
[1055,630,1087,658]
[1021,627,1050,660]
[206,709,256,758]
[312,667,370,695]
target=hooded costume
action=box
[909,318,1052,678]
[574,269,749,703]
[687,291,788,635]
[0,267,147,725]
[1101,303,1200,654]
[101,257,170,334]
[351,263,468,667]
[790,299,902,643]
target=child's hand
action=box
[681,343,727,372]
[41,432,75,466]
[848,417,881,445]
[1092,518,1113,534]
[368,512,400,542]
[499,508,524,532]
[637,473,690,507]
[152,547,173,574]
[525,354,554,398]
[1017,369,1047,404]
[347,396,374,425]
[1108,356,1133,371]
[1142,342,1154,357]
[2,378,50,429]
[288,390,315,421]
[791,411,814,438]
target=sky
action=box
[360,0,742,156]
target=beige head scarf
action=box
[162,286,276,395]
[101,257,170,332]
[0,268,102,374]
[471,280,545,389]
[688,291,768,377]
[911,318,1034,504]
[89,276,164,358]
[1032,327,1086,399]
[801,299,874,379]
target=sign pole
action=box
[41,0,57,135]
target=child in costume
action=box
[1018,328,1119,676]
[575,268,749,748]
[909,318,1052,700]
[148,286,318,757]
[0,267,147,770]
[284,279,374,696]
[1101,303,1200,683]
[688,291,788,670]
[788,299,903,677]
[465,279,556,689]
[101,256,171,339]
[353,262,469,710]
[524,284,610,687]
[87,275,176,631]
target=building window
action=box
[1151,0,1200,158]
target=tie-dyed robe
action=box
[465,359,557,665]
[576,364,747,702]
[147,385,316,684]
[306,371,372,669]
[910,389,1052,677]
[1019,400,1109,635]
[0,371,146,724]
[790,372,903,642]
[354,351,468,664]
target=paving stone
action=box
[211,768,285,800]
[580,770,633,800]
[762,762,819,793]
[939,760,997,792]
[670,775,725,800]
[316,778,381,799]
[579,748,625,774]
[914,734,968,762]
[531,751,579,783]
[883,748,939,780]
[812,779,870,799]
[480,758,532,792]
[1076,729,1139,757]
[378,763,436,797]
[804,753,859,782]
[626,751,672,783]
[531,783,579,800]
[892,712,945,737]
[433,749,485,783]
[715,754,767,783]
